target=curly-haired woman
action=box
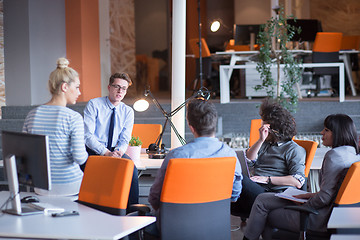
[231,99,306,216]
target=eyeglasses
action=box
[111,84,128,91]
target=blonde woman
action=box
[23,57,88,196]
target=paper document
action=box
[275,187,309,203]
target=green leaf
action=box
[129,135,142,146]
[254,5,302,113]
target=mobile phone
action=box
[51,210,79,217]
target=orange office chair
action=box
[307,32,343,97]
[159,157,236,240]
[249,119,262,147]
[340,35,360,88]
[334,161,360,207]
[77,156,134,216]
[249,120,317,177]
[225,39,260,51]
[341,35,360,51]
[293,139,318,178]
[273,161,360,240]
[132,124,162,150]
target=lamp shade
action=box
[210,20,221,32]
[133,99,149,112]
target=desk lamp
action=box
[210,20,221,33]
[133,87,210,159]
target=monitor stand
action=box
[2,155,43,216]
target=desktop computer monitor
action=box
[286,19,322,42]
[234,24,261,45]
[1,131,51,215]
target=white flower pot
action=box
[126,145,142,161]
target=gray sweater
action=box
[306,146,360,232]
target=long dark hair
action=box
[324,114,359,154]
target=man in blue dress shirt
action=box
[83,72,139,208]
[148,98,242,231]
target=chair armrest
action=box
[285,205,319,232]
[284,205,319,215]
[127,204,151,216]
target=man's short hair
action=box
[186,98,217,136]
[109,72,132,86]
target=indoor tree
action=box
[255,6,302,112]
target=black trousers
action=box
[82,147,140,209]
[231,176,267,217]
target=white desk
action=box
[310,147,330,170]
[217,50,357,103]
[0,191,155,240]
[331,235,360,240]
[308,147,330,192]
[134,154,163,204]
[328,207,360,230]
[133,153,164,171]
[219,62,345,103]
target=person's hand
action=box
[293,192,315,200]
[250,175,268,184]
[112,150,124,158]
[104,150,113,157]
[104,150,123,157]
[259,124,270,142]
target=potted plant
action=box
[255,6,302,112]
[126,136,142,160]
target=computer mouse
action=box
[21,195,40,203]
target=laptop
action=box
[236,150,267,184]
[236,150,251,178]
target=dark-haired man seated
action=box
[148,98,243,234]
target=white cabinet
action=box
[245,63,285,98]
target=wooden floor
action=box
[231,215,246,240]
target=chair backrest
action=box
[313,32,343,53]
[131,124,162,149]
[293,139,318,177]
[335,161,360,206]
[341,35,360,50]
[225,39,259,51]
[160,157,236,240]
[77,156,134,215]
[189,38,211,58]
[249,119,262,147]
[312,32,343,75]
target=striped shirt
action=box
[23,105,88,195]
